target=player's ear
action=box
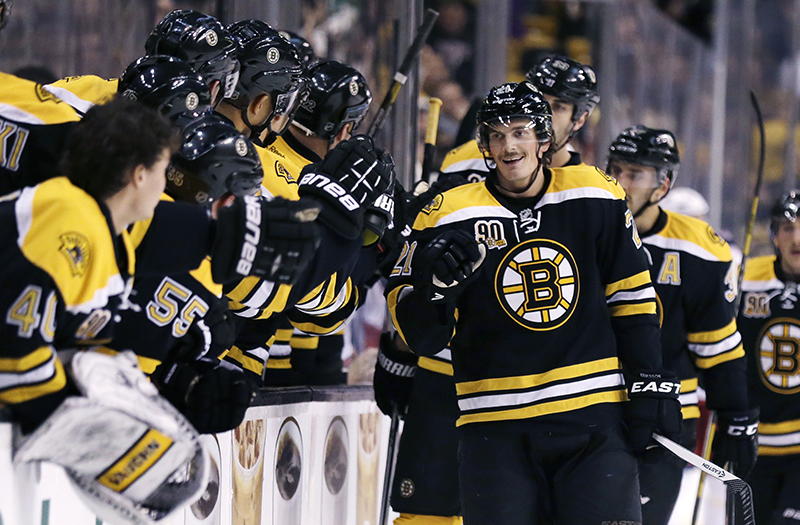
[573,110,589,132]
[249,93,271,120]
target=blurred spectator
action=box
[426,0,476,95]
[12,65,57,84]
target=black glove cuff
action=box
[717,408,760,438]
[377,333,417,378]
[627,369,681,400]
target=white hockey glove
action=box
[14,350,209,525]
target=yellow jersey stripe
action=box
[605,271,652,297]
[687,319,738,343]
[0,354,66,404]
[226,346,265,376]
[759,419,800,434]
[457,390,626,426]
[418,356,454,376]
[266,357,291,369]
[608,302,657,317]
[694,346,745,369]
[456,357,620,395]
[0,346,53,372]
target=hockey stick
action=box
[735,90,766,314]
[379,407,402,525]
[691,90,766,525]
[653,433,755,525]
[366,9,439,138]
[421,97,443,184]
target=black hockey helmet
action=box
[526,55,599,123]
[226,20,307,144]
[168,113,263,207]
[0,0,11,31]
[145,9,239,105]
[118,55,212,123]
[292,60,372,141]
[607,125,680,189]
[278,30,317,68]
[476,81,553,153]
[770,190,800,236]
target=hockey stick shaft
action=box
[653,432,739,482]
[367,9,439,138]
[421,97,443,183]
[654,433,755,525]
[379,408,401,525]
[691,411,717,525]
[734,90,766,313]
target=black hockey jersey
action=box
[0,177,134,429]
[738,255,800,456]
[641,209,745,419]
[387,165,662,432]
[0,73,81,194]
[102,194,223,373]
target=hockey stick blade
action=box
[653,433,755,525]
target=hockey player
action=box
[215,21,393,384]
[215,19,306,148]
[386,82,680,525]
[606,125,755,524]
[375,57,600,525]
[0,97,178,433]
[105,113,298,434]
[144,9,240,107]
[438,54,598,184]
[0,72,81,194]
[242,59,373,386]
[738,191,800,524]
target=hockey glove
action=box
[151,358,254,434]
[413,230,487,302]
[211,195,321,285]
[624,370,682,459]
[298,135,394,240]
[373,332,417,418]
[712,408,759,479]
[363,185,395,247]
[170,298,237,362]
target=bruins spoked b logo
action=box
[756,318,800,394]
[495,239,579,330]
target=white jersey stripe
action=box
[606,287,656,304]
[0,350,57,390]
[688,331,742,357]
[759,432,800,447]
[643,235,724,262]
[458,372,625,412]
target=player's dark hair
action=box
[61,95,179,201]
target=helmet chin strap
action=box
[631,188,661,219]
[552,121,578,155]
[241,107,280,147]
